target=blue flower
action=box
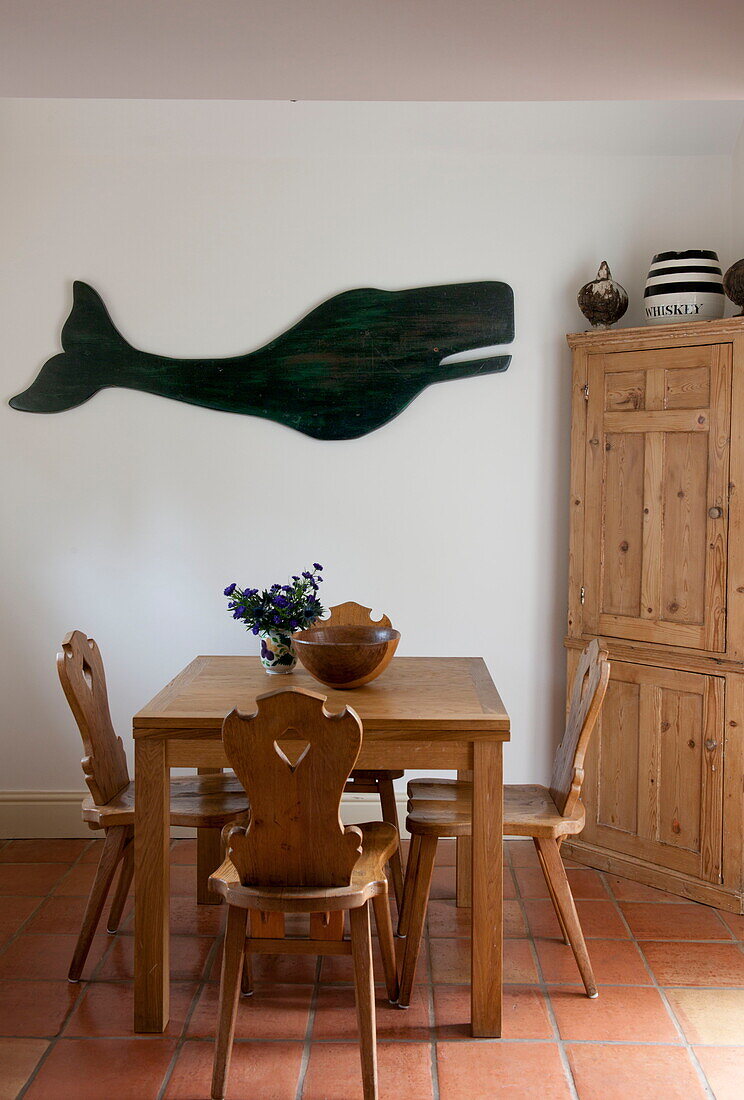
[273,595,288,608]
[224,583,237,596]
[233,607,245,619]
[252,625,260,635]
[313,563,323,571]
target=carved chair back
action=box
[57,630,130,807]
[323,601,392,629]
[549,639,610,818]
[222,688,364,888]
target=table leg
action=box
[456,768,473,907]
[471,741,503,1037]
[197,768,224,905]
[134,736,170,1032]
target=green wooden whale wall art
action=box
[9,280,514,440]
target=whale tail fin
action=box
[9,281,132,412]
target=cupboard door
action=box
[580,660,724,882]
[583,343,731,651]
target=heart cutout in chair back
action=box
[273,732,311,773]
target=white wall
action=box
[0,99,740,831]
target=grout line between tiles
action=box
[599,867,716,1099]
[294,955,322,1099]
[510,846,580,1100]
[14,838,100,1098]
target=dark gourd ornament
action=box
[577,261,628,329]
[723,258,744,316]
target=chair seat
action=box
[345,769,404,793]
[209,821,399,912]
[82,773,250,829]
[406,779,585,839]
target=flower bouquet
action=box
[224,564,325,673]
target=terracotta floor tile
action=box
[98,933,213,981]
[606,875,686,903]
[693,1045,744,1100]
[524,898,629,940]
[0,979,83,1037]
[24,1037,178,1100]
[64,980,198,1038]
[437,1040,571,1099]
[312,985,430,1040]
[80,841,105,863]
[621,901,732,941]
[426,898,525,938]
[118,896,226,937]
[189,981,313,1040]
[0,896,40,947]
[429,866,456,899]
[165,1039,303,1100]
[640,941,744,986]
[719,909,744,939]
[429,937,537,984]
[318,937,416,985]
[434,984,553,1039]
[435,839,457,866]
[218,950,317,984]
[303,1041,434,1100]
[506,840,541,867]
[565,1043,705,1100]
[0,1038,49,1100]
[515,866,608,900]
[170,839,197,863]
[0,863,68,896]
[666,988,744,1044]
[50,863,104,896]
[549,984,679,1042]
[0,932,109,981]
[26,893,129,935]
[0,839,89,863]
[536,937,651,985]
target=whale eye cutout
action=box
[440,343,512,366]
[273,731,311,773]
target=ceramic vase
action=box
[259,629,297,674]
[577,261,628,328]
[723,258,744,316]
[644,250,725,325]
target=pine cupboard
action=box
[564,318,744,914]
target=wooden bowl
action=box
[292,624,400,689]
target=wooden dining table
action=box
[132,655,510,1036]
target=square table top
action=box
[134,655,510,739]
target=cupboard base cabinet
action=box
[564,318,744,915]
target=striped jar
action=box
[644,249,725,325]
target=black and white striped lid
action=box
[645,250,723,298]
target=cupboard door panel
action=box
[584,343,731,651]
[581,661,724,883]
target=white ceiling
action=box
[1,0,743,101]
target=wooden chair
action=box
[328,602,405,909]
[396,639,610,1007]
[57,630,250,982]
[209,688,399,1100]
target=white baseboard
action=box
[0,790,411,839]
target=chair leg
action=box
[68,825,129,982]
[349,902,378,1100]
[397,835,437,1008]
[106,835,134,933]
[533,837,570,946]
[397,833,421,937]
[372,890,399,1003]
[378,779,404,910]
[211,905,249,1100]
[536,837,597,998]
[197,826,224,906]
[240,946,253,996]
